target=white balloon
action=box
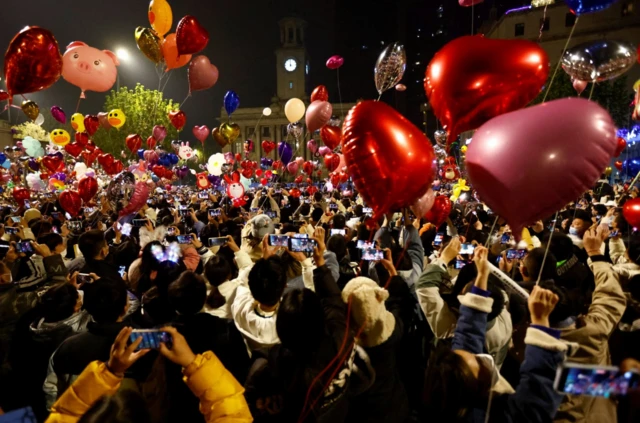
[35,113,45,126]
[284,98,306,123]
[263,107,272,116]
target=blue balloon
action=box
[167,153,179,165]
[0,153,6,163]
[1,160,11,169]
[158,156,170,166]
[564,0,618,16]
[224,90,240,116]
[623,158,640,176]
[278,142,293,165]
[137,149,145,159]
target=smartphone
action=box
[455,259,467,270]
[10,216,21,223]
[16,241,33,254]
[501,233,511,244]
[266,210,277,219]
[77,273,94,284]
[179,205,189,216]
[304,199,311,204]
[269,234,289,247]
[198,192,208,199]
[363,207,373,214]
[129,329,172,350]
[84,207,96,214]
[434,233,444,246]
[176,235,193,244]
[119,223,132,237]
[609,230,619,238]
[330,229,346,236]
[51,226,59,234]
[132,219,148,228]
[356,240,374,249]
[289,237,317,253]
[167,227,176,236]
[293,233,309,239]
[362,248,384,261]
[118,266,126,279]
[51,212,60,219]
[5,227,18,235]
[329,203,338,210]
[67,221,82,232]
[554,363,640,398]
[208,237,228,247]
[460,243,475,255]
[547,220,557,231]
[23,200,31,209]
[506,249,527,260]
[275,189,282,194]
[250,207,259,213]
[208,209,221,218]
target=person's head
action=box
[570,209,592,238]
[311,207,324,224]
[78,389,151,423]
[327,234,348,261]
[543,232,574,262]
[40,283,81,322]
[37,233,66,255]
[139,241,163,271]
[298,203,311,217]
[168,271,206,315]
[83,278,128,323]
[249,214,274,241]
[23,208,42,226]
[354,204,364,218]
[342,277,395,347]
[313,192,323,203]
[537,280,575,326]
[593,204,607,217]
[78,230,109,260]
[521,248,557,283]
[332,213,346,229]
[277,288,324,354]
[30,220,53,238]
[248,257,287,309]
[203,255,233,309]
[625,234,640,265]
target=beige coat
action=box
[554,261,627,423]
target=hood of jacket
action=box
[30,310,92,340]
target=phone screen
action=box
[77,273,94,284]
[16,241,33,254]
[329,203,338,210]
[609,230,619,238]
[5,227,18,235]
[118,266,126,279]
[289,237,317,253]
[460,243,475,255]
[434,233,444,246]
[51,212,60,219]
[356,240,374,249]
[120,223,132,236]
[455,259,467,270]
[293,233,308,239]
[67,221,83,232]
[10,216,21,223]
[363,207,373,214]
[129,330,172,350]
[132,219,147,227]
[506,249,527,260]
[176,235,193,244]
[266,210,277,218]
[362,248,383,261]
[167,227,176,236]
[208,209,221,217]
[269,234,289,247]
[24,200,31,209]
[208,237,228,247]
[250,208,259,213]
[330,229,346,236]
[199,192,208,199]
[501,233,511,244]
[555,364,640,398]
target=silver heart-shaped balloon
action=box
[287,122,304,140]
[562,40,637,83]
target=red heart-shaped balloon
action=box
[425,36,549,146]
[176,15,210,56]
[59,190,82,217]
[64,142,83,157]
[324,153,340,172]
[424,196,452,227]
[307,178,314,185]
[615,137,627,157]
[311,85,329,102]
[330,172,340,186]
[260,177,268,186]
[75,132,89,146]
[342,101,436,218]
[81,149,100,167]
[192,125,210,143]
[294,175,303,184]
[265,170,273,178]
[272,160,283,170]
[39,173,49,180]
[308,185,318,195]
[240,160,253,170]
[289,188,301,198]
[255,169,263,177]
[12,187,30,203]
[320,125,342,150]
[235,153,242,161]
[97,153,115,168]
[303,161,314,176]
[104,160,123,175]
[125,134,143,152]
[168,110,187,131]
[42,155,64,173]
[615,160,623,171]
[83,115,100,136]
[241,168,254,179]
[339,172,349,183]
[85,140,96,152]
[0,91,10,102]
[262,140,276,155]
[78,176,98,202]
[147,136,157,150]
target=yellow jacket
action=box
[45,351,253,423]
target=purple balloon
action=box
[207,174,220,185]
[466,98,617,235]
[52,172,66,182]
[307,139,318,154]
[278,142,293,165]
[318,146,332,156]
[153,125,167,143]
[50,106,66,124]
[28,158,40,171]
[175,165,189,179]
[260,157,273,169]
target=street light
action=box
[116,48,130,63]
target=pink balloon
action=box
[395,84,407,92]
[50,106,66,124]
[467,98,617,235]
[119,182,150,217]
[307,139,318,154]
[326,55,344,70]
[318,146,332,156]
[410,188,436,218]
[459,0,484,5]
[305,101,333,133]
[143,150,159,165]
[572,79,588,95]
[224,152,235,164]
[295,156,304,166]
[188,55,219,92]
[153,125,167,142]
[192,125,210,143]
[337,153,346,172]
[62,42,119,96]
[287,161,299,174]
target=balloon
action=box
[62,41,119,98]
[262,140,276,154]
[135,27,163,64]
[564,0,619,15]
[278,142,293,165]
[306,101,333,133]
[466,98,617,235]
[244,140,254,154]
[615,160,624,171]
[434,130,447,147]
[320,125,342,150]
[59,190,82,217]
[192,125,210,144]
[4,26,63,98]
[572,79,588,95]
[28,158,39,171]
[175,165,189,179]
[75,132,89,146]
[318,146,332,156]
[149,0,173,38]
[125,134,143,152]
[287,122,304,139]
[119,181,150,217]
[295,157,304,166]
[424,195,452,227]
[395,83,407,92]
[78,176,98,202]
[562,40,637,82]
[0,91,8,101]
[21,100,39,120]
[263,107,272,116]
[168,110,187,130]
[219,122,240,143]
[284,98,306,123]
[83,115,99,136]
[50,106,66,124]
[97,112,111,129]
[287,161,299,174]
[425,36,549,147]
[410,188,436,218]
[623,198,640,228]
[326,55,344,70]
[207,153,225,176]
[108,109,126,129]
[64,142,83,158]
[615,137,627,157]
[34,114,45,126]
[324,153,340,172]
[212,128,228,148]
[260,157,273,169]
[311,85,329,102]
[23,136,45,157]
[604,166,612,177]
[460,145,468,154]
[153,125,167,142]
[342,101,436,218]
[307,139,318,154]
[50,129,71,146]
[176,15,209,55]
[162,33,191,70]
[188,56,219,92]
[459,0,484,5]
[70,113,85,132]
[374,42,406,95]
[224,90,240,116]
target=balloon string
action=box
[536,211,559,286]
[75,95,83,114]
[483,216,499,248]
[180,93,191,108]
[542,16,579,103]
[336,68,345,120]
[588,82,596,100]
[538,5,549,42]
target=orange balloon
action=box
[162,33,191,70]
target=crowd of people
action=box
[0,177,639,423]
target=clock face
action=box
[284,58,297,72]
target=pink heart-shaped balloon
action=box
[188,56,219,92]
[192,125,210,143]
[459,0,484,6]
[306,101,333,133]
[307,139,318,154]
[295,156,304,166]
[153,125,167,142]
[326,55,344,70]
[318,146,332,156]
[467,98,617,235]
[287,161,299,174]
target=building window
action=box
[281,125,289,139]
[296,28,301,43]
[289,81,294,89]
[288,28,294,43]
[565,13,576,26]
[622,2,634,16]
[540,17,550,31]
[261,126,271,138]
[514,23,525,36]
[233,143,242,154]
[246,127,255,139]
[305,62,309,75]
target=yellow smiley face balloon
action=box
[50,129,71,146]
[108,109,126,129]
[70,113,85,132]
[460,145,468,154]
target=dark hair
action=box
[40,283,79,323]
[332,213,346,229]
[168,271,206,315]
[78,230,107,260]
[156,208,174,227]
[327,235,347,261]
[248,257,287,307]
[628,234,640,265]
[139,241,163,275]
[313,192,323,202]
[204,255,232,309]
[298,203,311,217]
[593,204,607,216]
[78,389,151,423]
[83,278,128,323]
[354,204,364,218]
[573,209,592,225]
[199,223,220,246]
[30,220,53,238]
[311,207,324,223]
[543,232,573,262]
[37,233,64,253]
[538,280,575,326]
[523,248,557,281]
[277,288,324,353]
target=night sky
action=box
[0,0,528,136]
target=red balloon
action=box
[119,182,149,217]
[260,177,268,186]
[272,160,283,170]
[262,140,276,155]
[311,85,329,102]
[83,115,99,136]
[615,160,623,171]
[324,153,340,172]
[97,153,115,168]
[12,187,30,204]
[623,198,640,228]
[103,160,124,175]
[424,195,451,227]
[85,141,97,152]
[64,142,83,158]
[241,168,254,179]
[78,176,98,202]
[255,169,263,177]
[0,91,9,102]
[330,172,340,186]
[59,190,82,217]
[75,132,89,146]
[425,36,549,147]
[615,137,627,157]
[294,175,304,184]
[168,110,187,131]
[176,16,209,56]
[147,136,157,150]
[81,149,100,167]
[289,188,301,198]
[4,27,63,98]
[303,161,314,176]
[342,101,436,218]
[235,153,242,162]
[42,155,64,173]
[125,134,143,152]
[320,125,342,150]
[188,55,219,92]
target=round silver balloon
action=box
[562,40,637,83]
[106,171,136,211]
[328,115,341,127]
[287,122,304,140]
[434,130,448,147]
[374,42,407,95]
[433,144,447,161]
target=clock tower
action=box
[276,17,308,101]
